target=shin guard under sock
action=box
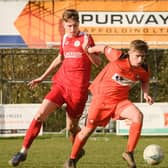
[70,134,86,159]
[23,119,42,149]
[127,122,142,152]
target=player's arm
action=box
[87,45,107,54]
[87,53,101,67]
[141,81,154,105]
[28,54,63,89]
[88,45,122,62]
[87,45,105,66]
[82,35,102,67]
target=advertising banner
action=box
[116,103,168,136]
[0,0,168,48]
[0,104,42,137]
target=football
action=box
[143,144,164,165]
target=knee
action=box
[34,112,46,122]
[78,127,94,140]
[131,111,143,123]
[139,111,143,121]
[67,124,80,135]
[135,111,143,123]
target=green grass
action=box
[0,134,168,168]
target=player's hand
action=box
[27,77,43,89]
[144,94,154,105]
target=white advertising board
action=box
[116,103,168,136]
[0,104,42,137]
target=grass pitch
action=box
[0,134,168,168]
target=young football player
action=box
[8,9,101,167]
[64,39,154,168]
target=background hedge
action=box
[0,48,168,131]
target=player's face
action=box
[128,49,145,67]
[63,19,79,37]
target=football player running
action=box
[8,9,101,167]
[64,40,153,168]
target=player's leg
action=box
[64,126,95,168]
[64,95,96,168]
[66,114,85,162]
[65,88,89,164]
[117,100,143,168]
[66,113,81,144]
[23,99,59,150]
[8,99,59,167]
[66,105,85,162]
[8,85,64,167]
[64,95,111,168]
[120,103,143,152]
